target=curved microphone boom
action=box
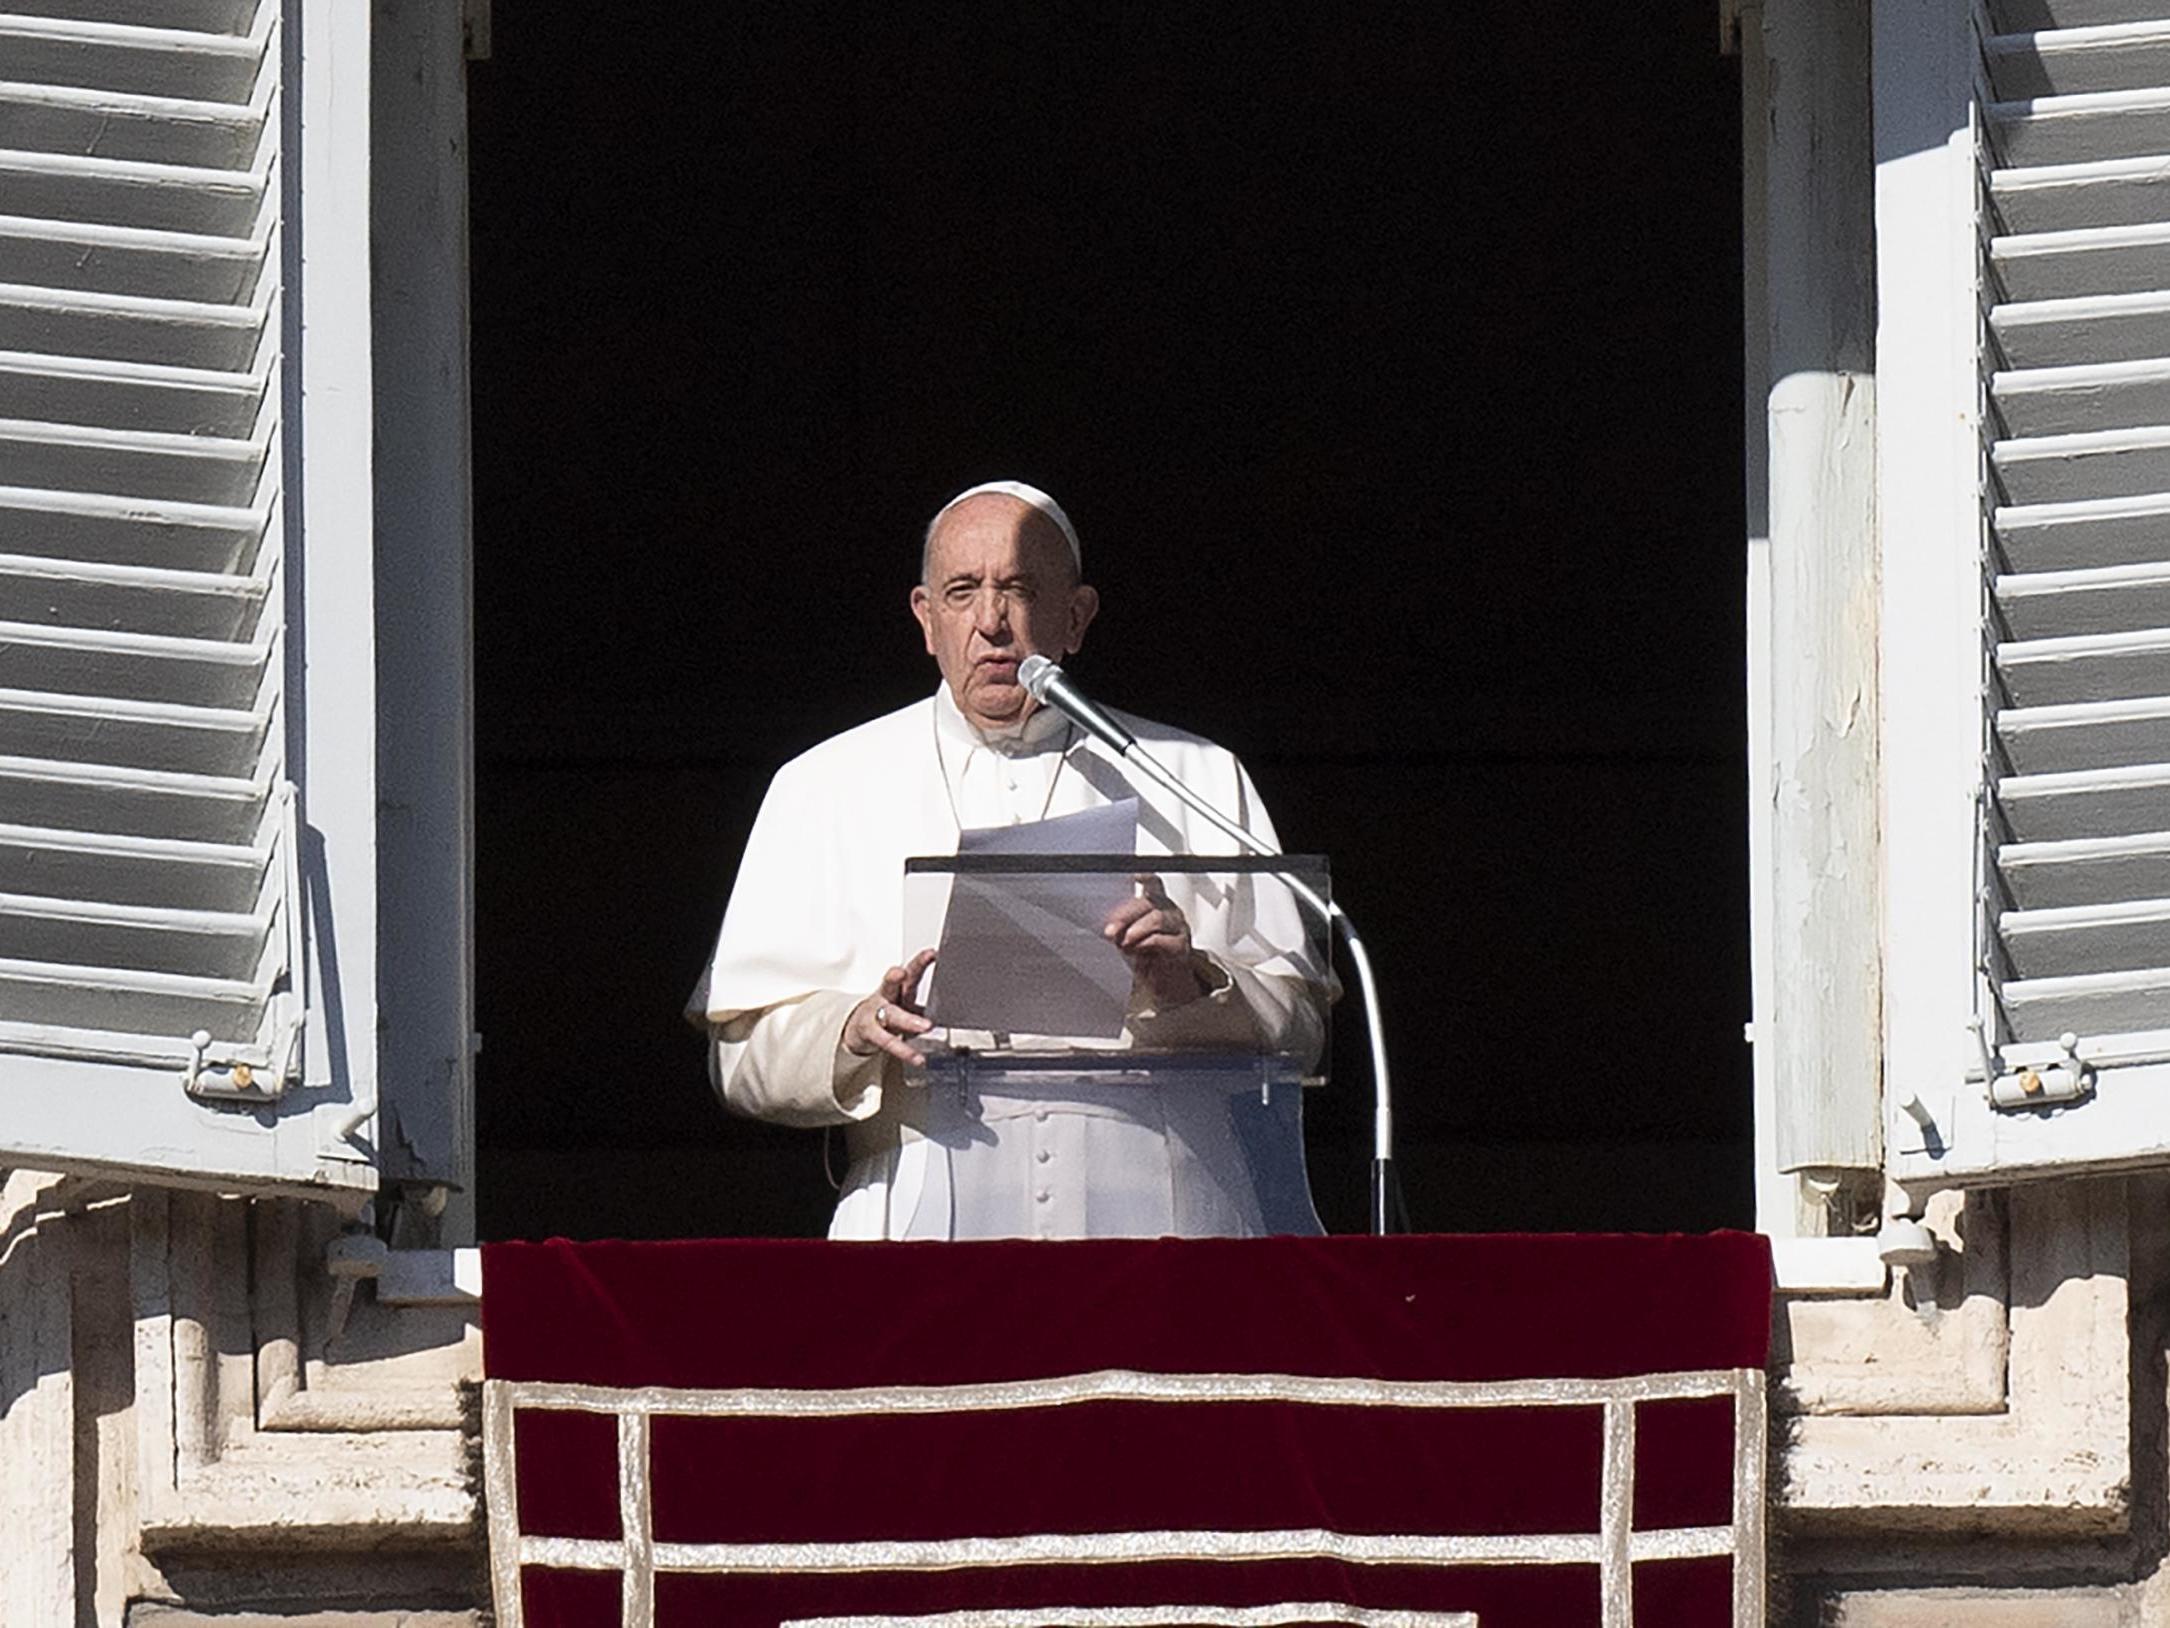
[1018,654,1401,1236]
[1018,654,1135,755]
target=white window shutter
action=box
[0,0,376,1198]
[1983,5,2170,1040]
[1888,0,2170,1184]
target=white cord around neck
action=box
[929,697,1077,835]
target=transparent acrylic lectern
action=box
[898,853,1333,1239]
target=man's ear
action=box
[1065,583,1100,655]
[910,584,936,656]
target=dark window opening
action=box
[466,6,1750,1241]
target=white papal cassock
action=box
[693,685,1328,1241]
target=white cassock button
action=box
[1036,1148,1052,1164]
[1034,1107,1050,1123]
[1035,1188,1051,1204]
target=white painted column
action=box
[371,0,479,1243]
[1755,0,1884,1195]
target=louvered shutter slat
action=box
[0,686,269,773]
[0,153,270,238]
[0,757,261,844]
[0,622,270,709]
[1991,159,2170,234]
[1,419,268,506]
[0,0,294,1078]
[1985,3,2170,1054]
[1994,2,2170,28]
[1990,290,2170,366]
[1998,829,2170,905]
[0,955,265,1040]
[0,284,270,369]
[1992,358,2170,437]
[0,16,269,106]
[2002,894,2170,969]
[0,352,263,434]
[2005,974,2170,1031]
[0,220,266,303]
[0,822,266,912]
[0,78,267,169]
[0,496,268,576]
[1996,492,2170,571]
[2000,965,2170,1033]
[1998,561,2170,637]
[0,569,264,647]
[2001,762,2170,838]
[1,2,263,35]
[1986,21,2170,97]
[0,890,264,975]
[1998,695,2170,775]
[1994,424,2170,502]
[1997,627,2170,705]
[1989,87,2170,166]
[1994,222,2170,300]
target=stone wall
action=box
[1776,1172,2170,1625]
[0,1173,483,1626]
[14,1162,2170,1623]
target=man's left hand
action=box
[1104,874,1206,1008]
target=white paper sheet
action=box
[926,798,1140,1039]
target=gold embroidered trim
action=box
[482,1378,526,1628]
[618,1410,653,1628]
[1733,1368,1769,1626]
[519,1523,1738,1574]
[482,1365,1768,1628]
[1600,1399,1636,1628]
[778,1606,1480,1627]
[494,1364,1748,1420]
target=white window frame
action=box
[1872,0,1997,1187]
[290,0,382,1190]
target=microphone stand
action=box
[1120,747,1398,1236]
[1018,659,1398,1234]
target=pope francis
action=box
[691,481,1329,1240]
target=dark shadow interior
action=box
[465,5,1751,1241]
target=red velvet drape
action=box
[484,1233,1772,1628]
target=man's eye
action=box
[945,585,975,606]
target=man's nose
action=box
[972,587,1011,637]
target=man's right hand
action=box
[842,948,938,1066]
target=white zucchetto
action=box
[929,480,1081,570]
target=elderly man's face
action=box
[911,495,1099,731]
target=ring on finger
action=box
[875,1004,888,1027]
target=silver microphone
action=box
[1017,655,1136,755]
